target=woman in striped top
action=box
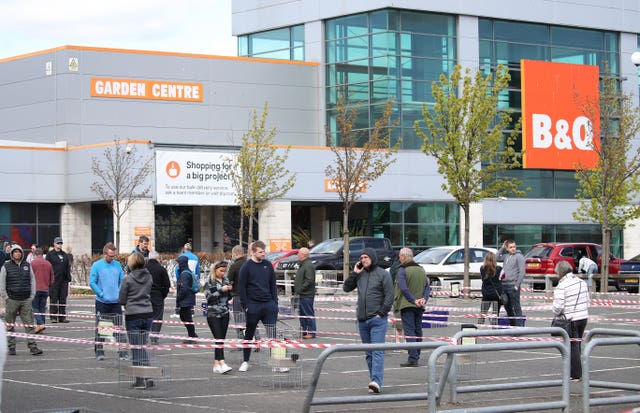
[552,260,589,380]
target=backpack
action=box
[181,270,199,293]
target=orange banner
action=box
[270,238,291,252]
[90,77,203,102]
[521,60,599,170]
[324,179,366,193]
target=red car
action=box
[266,249,299,269]
[524,242,623,289]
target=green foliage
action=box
[228,102,297,245]
[291,227,311,249]
[415,64,524,209]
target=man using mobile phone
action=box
[343,248,393,394]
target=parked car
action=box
[265,249,299,269]
[618,253,640,293]
[275,236,395,275]
[524,242,624,290]
[413,246,496,292]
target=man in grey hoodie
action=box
[343,248,394,394]
[497,240,526,327]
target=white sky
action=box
[0,0,237,59]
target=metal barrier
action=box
[434,327,572,413]
[582,328,640,412]
[301,341,450,413]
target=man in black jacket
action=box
[343,248,394,394]
[0,245,43,355]
[46,237,71,323]
[145,251,171,344]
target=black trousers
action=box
[49,278,69,321]
[569,318,588,379]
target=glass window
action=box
[240,25,305,61]
[326,9,456,150]
[0,203,61,247]
[551,27,603,50]
[493,20,548,44]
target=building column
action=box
[309,206,327,246]
[117,198,155,253]
[258,200,292,252]
[61,203,91,257]
[194,206,214,252]
[461,203,484,247]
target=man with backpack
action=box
[176,255,199,343]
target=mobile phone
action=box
[356,261,363,269]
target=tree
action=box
[325,93,399,277]
[91,139,153,252]
[228,102,296,246]
[573,69,640,292]
[414,64,524,294]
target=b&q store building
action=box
[1,1,639,257]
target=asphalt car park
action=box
[2,289,639,412]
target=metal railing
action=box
[582,328,640,412]
[301,341,449,413]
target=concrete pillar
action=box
[213,206,224,253]
[117,198,155,253]
[258,200,292,252]
[194,206,214,252]
[61,203,91,257]
[461,202,484,247]
[309,206,326,246]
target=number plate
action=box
[624,278,638,284]
[527,263,540,268]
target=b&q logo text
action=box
[521,60,600,170]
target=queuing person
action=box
[175,242,200,283]
[30,247,54,333]
[394,247,429,367]
[126,235,150,273]
[0,241,9,268]
[0,244,43,356]
[26,244,37,264]
[90,243,128,360]
[176,255,199,343]
[388,258,404,347]
[294,247,317,339]
[343,248,394,394]
[237,240,279,372]
[145,251,171,344]
[552,260,589,381]
[205,260,233,374]
[46,237,72,323]
[119,252,154,389]
[497,239,526,327]
[479,252,503,324]
[227,245,249,343]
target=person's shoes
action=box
[145,379,154,389]
[571,377,581,382]
[238,361,249,372]
[213,365,222,374]
[34,325,46,334]
[119,353,130,361]
[302,334,314,339]
[50,319,58,323]
[400,361,419,367]
[30,347,43,356]
[220,364,232,374]
[96,353,105,361]
[368,381,381,394]
[8,348,16,356]
[59,319,70,323]
[182,339,197,344]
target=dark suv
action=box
[524,242,623,289]
[276,236,395,273]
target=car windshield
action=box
[414,248,452,265]
[310,240,344,254]
[525,246,552,259]
[266,251,287,262]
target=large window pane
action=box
[494,20,548,44]
[400,11,454,36]
[326,14,368,40]
[551,27,603,50]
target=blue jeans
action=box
[298,297,316,337]
[243,300,278,362]
[400,307,423,362]
[503,284,524,327]
[125,317,152,366]
[32,291,49,325]
[357,316,388,387]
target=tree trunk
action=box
[115,215,121,253]
[600,226,610,293]
[342,206,350,280]
[462,204,470,296]
[239,215,244,248]
[248,199,255,245]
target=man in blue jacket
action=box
[343,248,394,394]
[89,242,127,361]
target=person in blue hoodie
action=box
[176,255,198,343]
[89,242,127,361]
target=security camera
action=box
[125,144,133,154]
[632,51,640,68]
